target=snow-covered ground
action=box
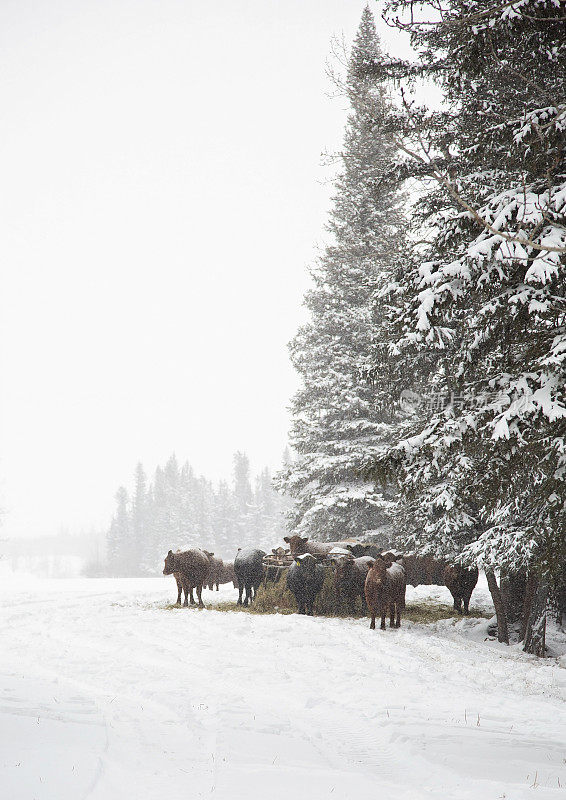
[1,575,565,800]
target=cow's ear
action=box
[300,537,309,544]
[283,536,290,543]
[168,550,173,556]
[272,549,278,555]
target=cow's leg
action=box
[395,604,401,628]
[196,583,205,609]
[380,611,386,630]
[243,583,250,607]
[216,583,219,591]
[187,584,195,605]
[175,577,182,606]
[183,583,189,607]
[389,603,396,628]
[348,592,356,615]
[463,594,471,615]
[237,585,244,605]
[307,594,314,616]
[370,614,376,630]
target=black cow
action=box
[333,555,375,613]
[346,543,382,559]
[234,548,266,606]
[286,553,325,615]
[444,564,479,615]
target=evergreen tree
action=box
[370,0,566,650]
[106,486,131,575]
[255,467,275,518]
[104,452,295,574]
[277,6,405,542]
[131,462,147,575]
[233,451,253,513]
[213,479,238,558]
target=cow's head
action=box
[369,556,389,585]
[294,552,317,574]
[346,543,367,558]
[332,556,354,578]
[163,549,176,575]
[284,535,309,557]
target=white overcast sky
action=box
[0,0,415,539]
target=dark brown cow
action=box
[217,560,238,589]
[364,558,406,630]
[346,543,383,559]
[400,554,478,613]
[400,554,447,587]
[333,555,375,613]
[174,571,194,606]
[163,549,211,609]
[283,535,357,559]
[205,555,224,591]
[264,547,291,584]
[443,564,479,615]
[172,548,195,606]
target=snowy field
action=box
[1,575,565,800]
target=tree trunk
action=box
[501,570,527,624]
[485,570,509,644]
[523,582,548,657]
[520,573,537,642]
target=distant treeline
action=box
[99,451,292,577]
[2,531,105,579]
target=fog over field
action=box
[0,0,407,544]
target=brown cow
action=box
[364,558,406,630]
[400,554,447,587]
[283,535,357,559]
[163,549,211,609]
[333,555,375,614]
[172,548,195,606]
[444,564,479,615]
[400,553,478,613]
[217,560,238,589]
[205,555,224,591]
[174,571,194,606]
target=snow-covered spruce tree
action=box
[130,462,147,574]
[276,7,407,543]
[106,486,131,575]
[369,1,566,650]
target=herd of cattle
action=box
[162,534,479,630]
